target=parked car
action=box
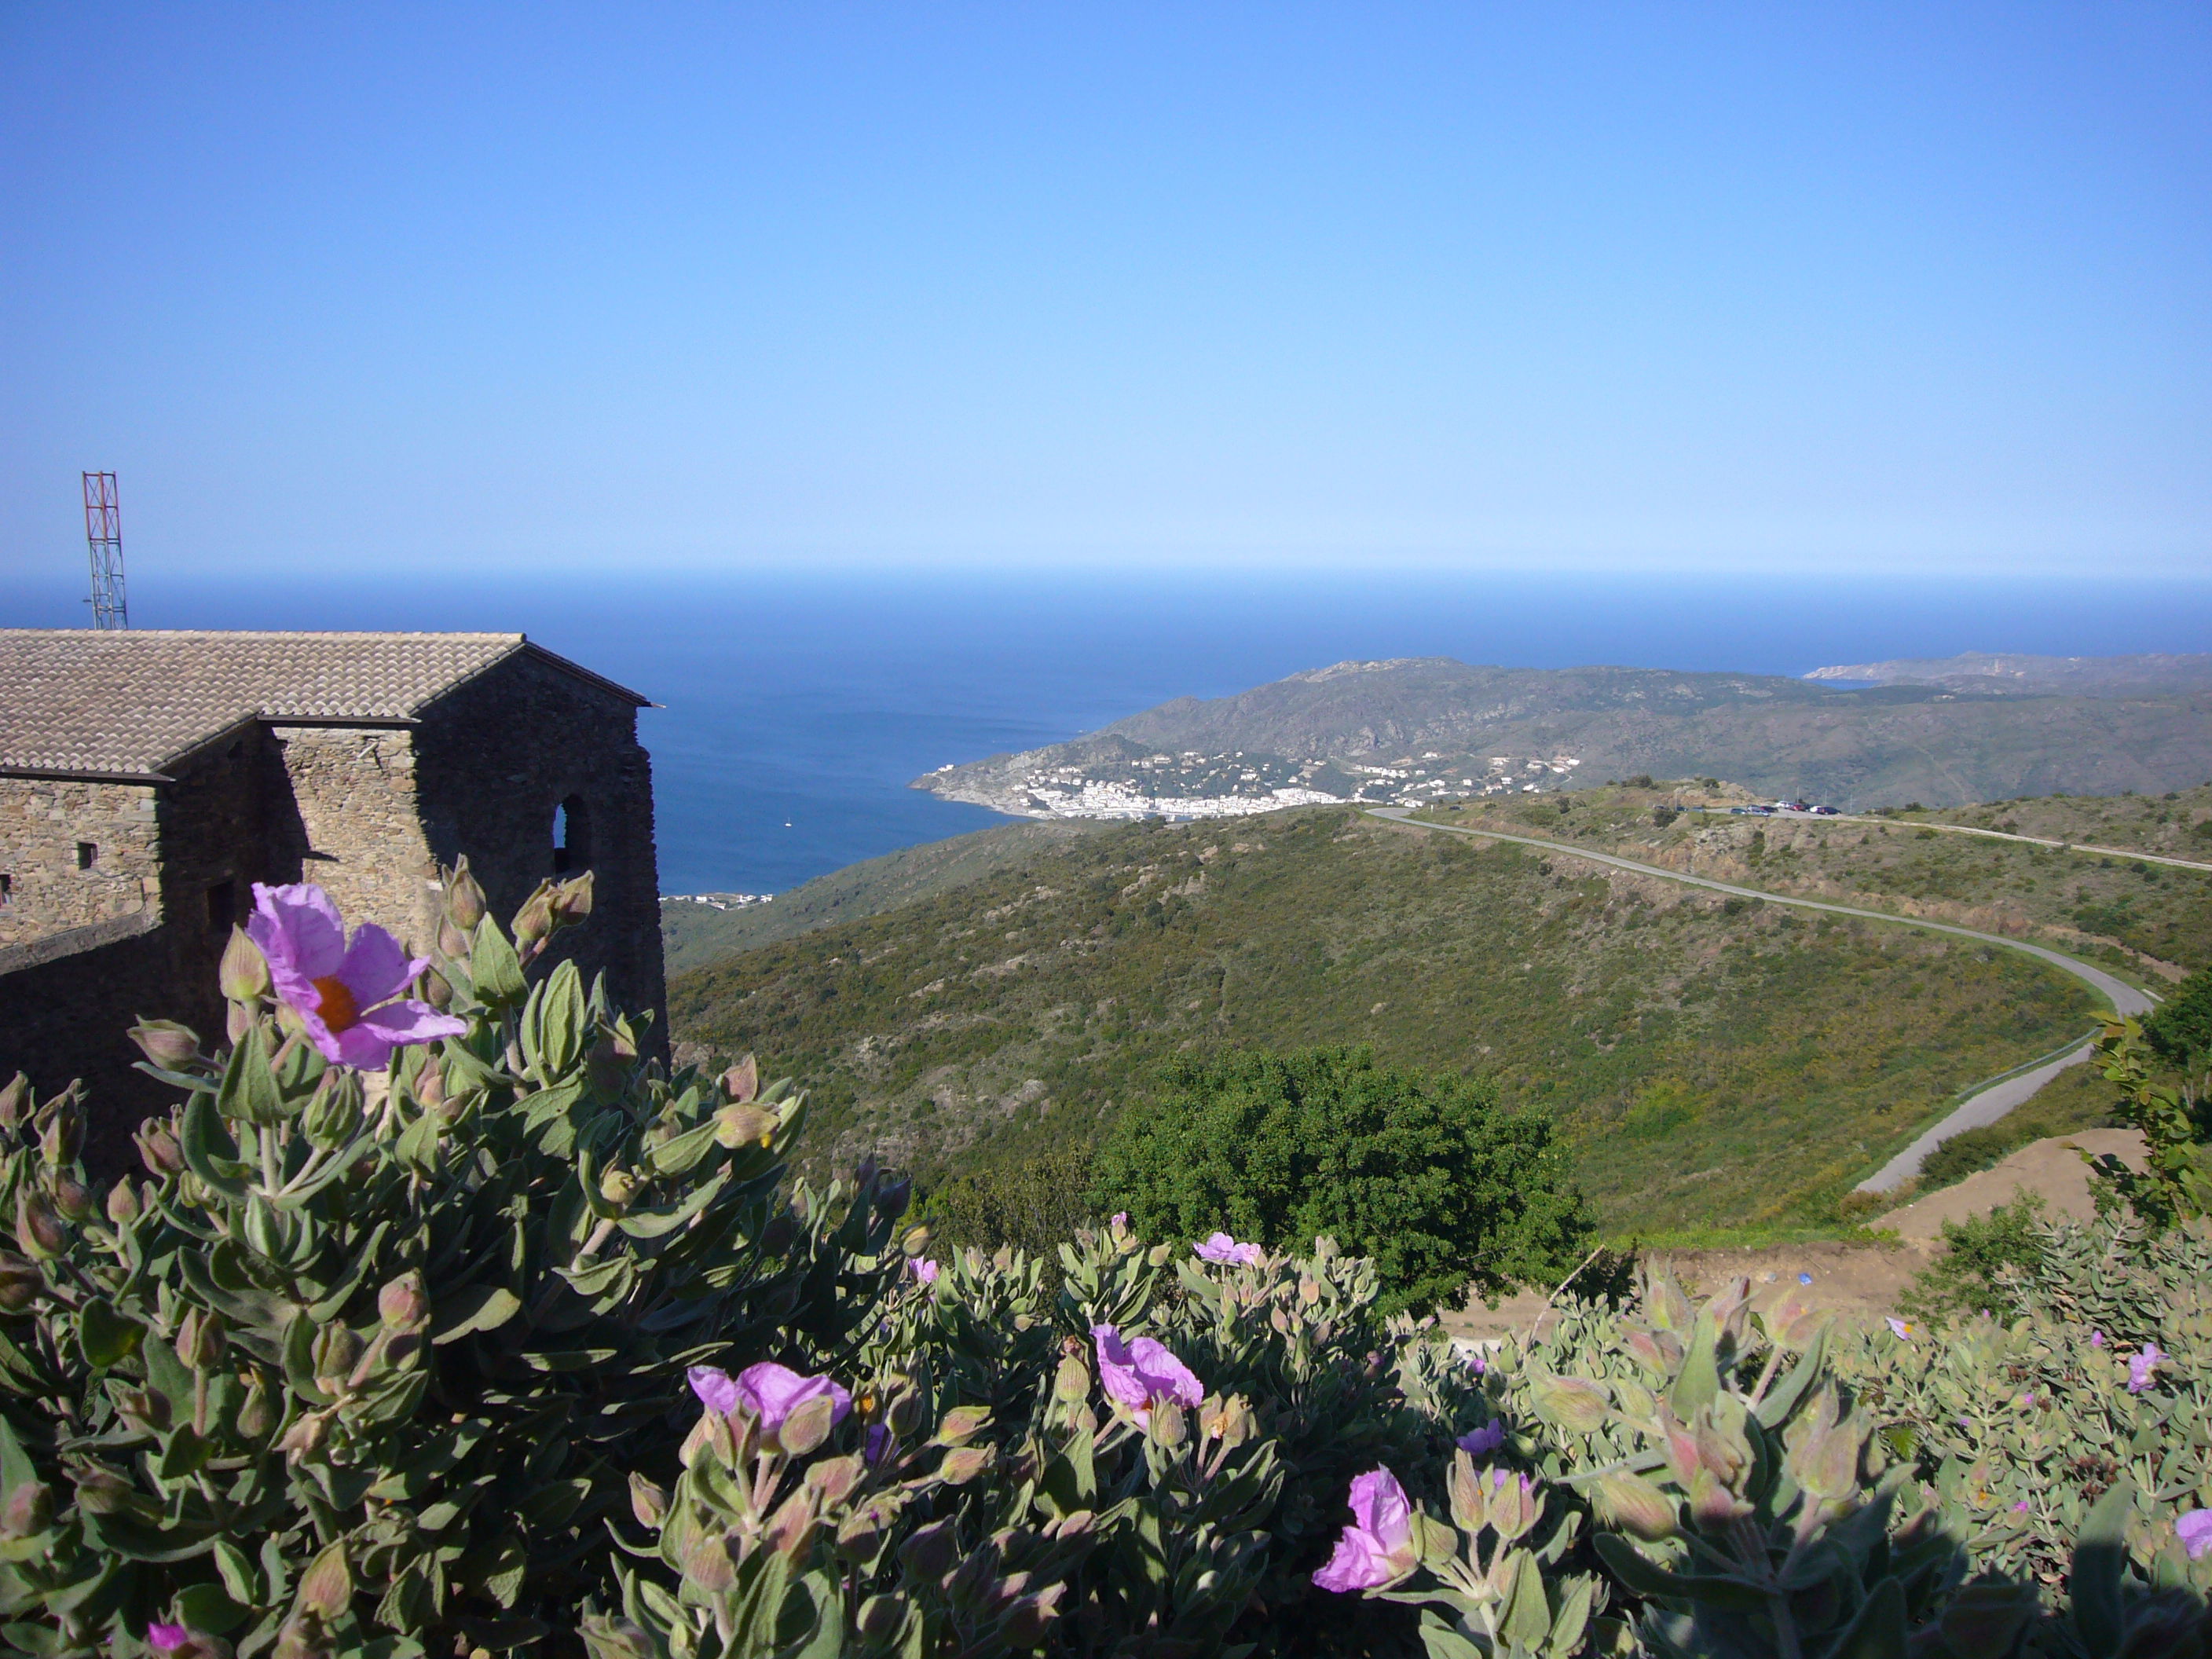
[1811,804,1840,815]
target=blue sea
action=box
[4,566,2209,895]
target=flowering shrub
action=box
[2,872,2210,1656]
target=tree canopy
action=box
[1092,1046,1593,1315]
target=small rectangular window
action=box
[206,881,236,932]
[0,874,11,906]
[75,842,96,870]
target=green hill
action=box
[667,807,2096,1235]
[916,656,2212,815]
[661,819,1112,974]
[1417,782,2212,977]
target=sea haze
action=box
[3,566,2208,895]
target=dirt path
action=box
[1443,1127,2150,1344]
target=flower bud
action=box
[511,885,555,948]
[934,1404,991,1446]
[377,1271,431,1332]
[1687,1466,1752,1529]
[599,1166,639,1209]
[1148,1401,1188,1448]
[0,1479,52,1537]
[886,1388,923,1437]
[444,859,488,931]
[70,1465,134,1514]
[129,1020,203,1071]
[0,1253,43,1312]
[311,1326,361,1393]
[1529,1373,1611,1434]
[1053,1355,1091,1403]
[227,1002,255,1046]
[237,1380,276,1441]
[0,1075,26,1132]
[436,917,471,961]
[36,1098,82,1166]
[1487,1470,1543,1543]
[14,1188,65,1259]
[628,1471,668,1529]
[276,1410,328,1463]
[419,966,453,1011]
[899,1518,959,1581]
[875,1174,912,1219]
[105,1181,142,1227]
[1448,1453,1489,1533]
[553,872,595,923]
[855,1599,906,1644]
[1595,1472,1678,1540]
[777,1393,838,1456]
[48,1174,93,1224]
[174,1308,227,1371]
[220,928,271,1002]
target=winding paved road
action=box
[1365,806,2159,1192]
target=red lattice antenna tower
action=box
[82,471,127,629]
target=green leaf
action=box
[471,920,528,1008]
[617,1173,728,1240]
[214,1538,261,1606]
[215,1025,285,1126]
[175,1581,250,1635]
[1668,1309,1723,1418]
[1591,1534,1768,1613]
[2071,1478,2134,1656]
[1829,1577,1908,1659]
[1754,1323,1828,1428]
[179,1090,251,1200]
[526,962,587,1082]
[1415,1613,1486,1659]
[432,1285,521,1346]
[156,1425,213,1480]
[75,1298,142,1369]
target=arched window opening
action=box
[552,794,592,875]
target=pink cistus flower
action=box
[1193,1231,1264,1266]
[2128,1342,2166,1394]
[687,1362,851,1430]
[1312,1467,1418,1593]
[1457,1418,1506,1455]
[146,1627,192,1654]
[2177,1510,2212,1561]
[1885,1317,1917,1341]
[1110,1211,1129,1229]
[1091,1324,1203,1426]
[908,1257,940,1287]
[247,883,466,1069]
[2090,1330,2108,1349]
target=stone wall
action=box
[269,724,441,951]
[0,778,159,947]
[414,652,666,1046]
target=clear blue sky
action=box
[2,2,2207,579]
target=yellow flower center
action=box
[312,976,361,1033]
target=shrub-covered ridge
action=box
[0,869,2207,1655]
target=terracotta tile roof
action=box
[0,631,643,778]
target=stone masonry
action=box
[0,630,665,1168]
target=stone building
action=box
[0,630,664,1163]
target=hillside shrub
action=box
[1090,1047,1594,1315]
[910,1146,1096,1260]
[4,873,2212,1655]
